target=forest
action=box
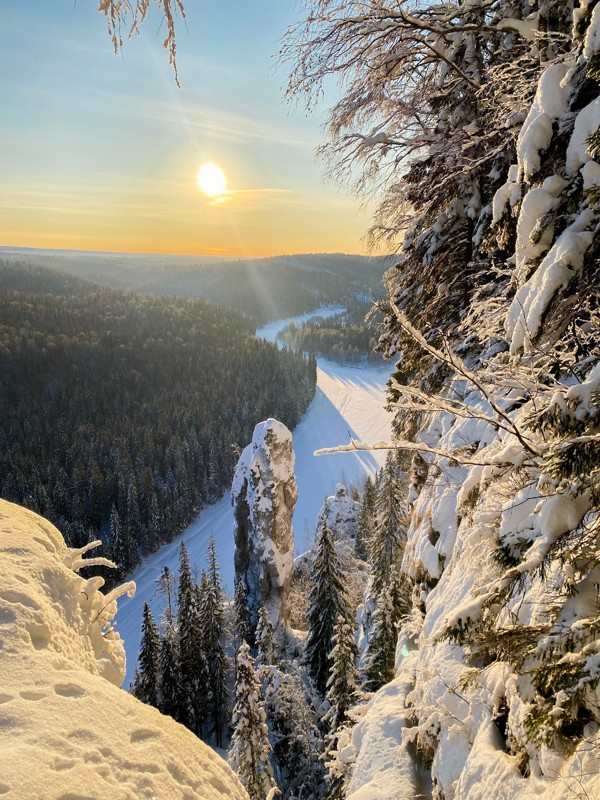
[0,252,386,325]
[0,261,316,579]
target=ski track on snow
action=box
[117,306,393,686]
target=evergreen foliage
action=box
[158,610,183,723]
[233,576,251,652]
[305,519,349,695]
[355,476,376,561]
[370,453,407,600]
[199,538,229,748]
[0,262,316,583]
[325,615,360,734]
[263,664,326,800]
[130,601,160,709]
[256,607,276,666]
[176,543,205,734]
[363,587,397,693]
[229,643,278,800]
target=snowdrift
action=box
[0,499,247,800]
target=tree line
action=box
[0,262,316,581]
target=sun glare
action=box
[197,162,227,198]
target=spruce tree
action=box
[355,476,376,561]
[363,586,396,693]
[325,615,360,734]
[199,537,229,748]
[131,601,160,709]
[177,542,204,734]
[229,642,278,800]
[370,453,407,600]
[158,609,183,722]
[234,576,251,651]
[263,665,326,799]
[256,606,275,666]
[305,519,348,695]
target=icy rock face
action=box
[0,499,247,800]
[316,483,359,542]
[232,418,297,639]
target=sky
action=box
[0,1,371,257]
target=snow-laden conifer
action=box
[370,453,406,600]
[176,541,204,733]
[229,642,278,800]
[199,537,229,747]
[355,476,376,561]
[256,606,275,666]
[131,601,160,709]
[325,615,360,734]
[305,518,349,695]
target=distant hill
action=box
[0,248,386,323]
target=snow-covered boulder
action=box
[0,499,247,800]
[232,418,297,641]
[316,483,359,542]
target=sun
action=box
[196,162,227,198]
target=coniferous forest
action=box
[0,262,316,576]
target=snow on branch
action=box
[314,438,519,468]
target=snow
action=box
[118,307,393,684]
[514,176,566,281]
[506,210,595,353]
[517,63,571,179]
[0,499,247,800]
[565,97,600,175]
[584,3,600,59]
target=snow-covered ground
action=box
[117,308,393,685]
[0,499,246,800]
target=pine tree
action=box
[370,453,407,600]
[229,642,278,800]
[110,503,136,579]
[131,601,160,708]
[305,519,348,695]
[325,615,360,734]
[234,576,251,651]
[263,665,326,799]
[158,609,183,722]
[355,476,376,561]
[199,536,229,748]
[256,606,275,666]
[176,542,204,734]
[363,586,396,692]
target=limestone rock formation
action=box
[232,419,297,642]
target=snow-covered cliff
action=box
[0,499,247,800]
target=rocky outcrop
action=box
[232,419,297,641]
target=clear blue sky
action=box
[0,1,370,256]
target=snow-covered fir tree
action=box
[355,476,376,561]
[176,541,205,734]
[305,518,349,695]
[263,663,326,800]
[362,586,396,693]
[158,608,183,723]
[370,453,406,600]
[199,537,229,748]
[229,642,278,800]
[131,601,160,709]
[256,606,276,666]
[325,615,361,734]
[234,575,251,651]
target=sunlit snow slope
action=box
[118,308,393,685]
[0,499,247,800]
